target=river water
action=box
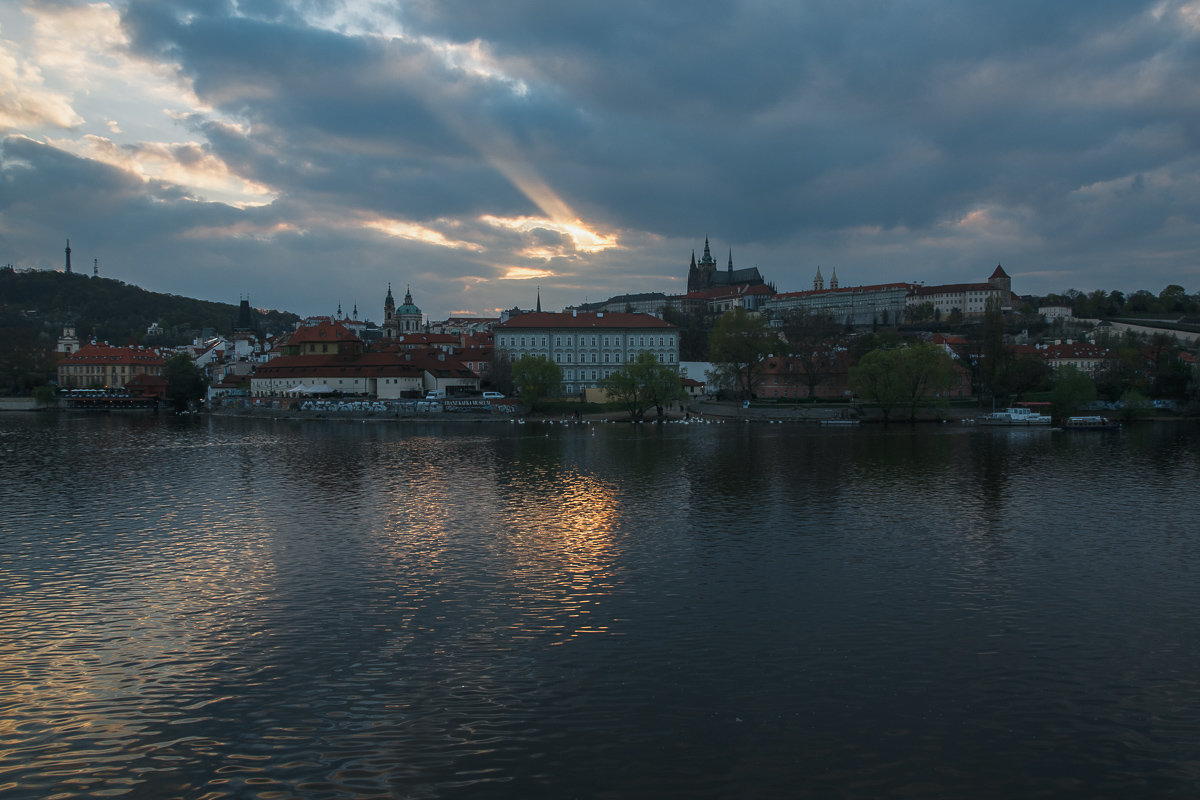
[1,413,1198,799]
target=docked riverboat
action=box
[979,407,1052,425]
[1061,415,1120,431]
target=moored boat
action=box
[1061,415,1120,431]
[979,407,1052,425]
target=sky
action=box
[2,0,1199,321]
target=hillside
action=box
[0,268,300,393]
[1,269,299,344]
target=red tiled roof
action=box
[913,283,995,296]
[287,319,360,344]
[771,282,915,301]
[58,343,166,366]
[496,311,676,330]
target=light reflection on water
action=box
[1,414,1199,798]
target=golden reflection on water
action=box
[502,468,622,641]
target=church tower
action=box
[830,268,839,290]
[988,264,1011,296]
[813,267,824,291]
[396,286,422,333]
[383,283,398,339]
[687,237,719,292]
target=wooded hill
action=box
[0,268,299,347]
[0,268,300,393]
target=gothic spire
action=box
[728,249,734,272]
[536,286,542,313]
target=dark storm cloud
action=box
[5,0,1198,317]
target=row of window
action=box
[498,334,676,349]
[508,350,675,365]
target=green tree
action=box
[1049,365,1097,418]
[1159,284,1188,314]
[895,342,959,420]
[909,301,936,322]
[511,354,562,412]
[779,309,841,401]
[849,347,906,422]
[163,353,208,412]
[1118,389,1153,421]
[850,343,957,422]
[978,296,1008,395]
[708,308,779,401]
[992,354,1050,401]
[601,350,685,420]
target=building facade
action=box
[56,343,166,390]
[494,311,679,395]
[763,281,915,327]
[909,265,1018,318]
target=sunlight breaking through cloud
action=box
[362,216,484,251]
[481,215,617,256]
[46,134,276,208]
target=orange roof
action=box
[771,282,915,300]
[287,319,360,345]
[496,311,675,330]
[58,343,166,366]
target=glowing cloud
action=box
[46,134,276,208]
[0,40,82,129]
[480,214,617,257]
[362,216,484,251]
[501,266,557,280]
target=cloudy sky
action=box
[2,1,1199,320]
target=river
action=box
[1,413,1198,798]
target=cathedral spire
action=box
[814,266,824,291]
[536,286,542,313]
[728,249,734,272]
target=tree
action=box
[1159,284,1188,315]
[779,309,841,401]
[489,350,514,395]
[977,296,1008,395]
[894,342,958,421]
[163,353,207,412]
[849,348,906,422]
[909,301,936,322]
[1118,389,1153,421]
[992,354,1050,401]
[850,342,957,422]
[511,354,562,412]
[601,350,685,420]
[708,308,779,401]
[1049,365,1096,418]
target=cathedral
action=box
[382,284,423,338]
[686,237,768,293]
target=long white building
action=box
[494,311,679,395]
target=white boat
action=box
[980,407,1052,425]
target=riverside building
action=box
[494,311,679,395]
